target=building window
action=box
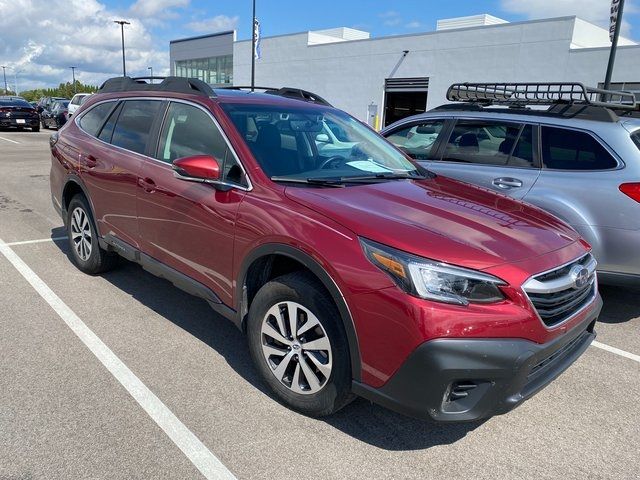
[174,55,233,86]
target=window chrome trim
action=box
[74,96,253,192]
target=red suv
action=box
[50,77,602,422]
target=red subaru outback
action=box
[50,77,601,422]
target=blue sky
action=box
[149,0,638,43]
[0,0,638,90]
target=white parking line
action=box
[0,237,237,480]
[5,236,67,246]
[0,136,20,144]
[592,340,640,363]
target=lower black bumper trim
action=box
[353,296,601,422]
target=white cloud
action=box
[405,21,422,29]
[130,0,189,19]
[501,0,637,36]
[0,0,171,91]
[379,10,401,27]
[187,14,239,33]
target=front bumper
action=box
[353,295,601,422]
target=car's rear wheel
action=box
[41,119,48,130]
[66,194,118,274]
[247,271,353,417]
[32,125,40,132]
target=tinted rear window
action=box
[541,126,618,170]
[79,102,117,137]
[0,99,31,108]
[111,100,162,155]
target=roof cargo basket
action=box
[447,82,637,110]
[97,76,216,97]
[220,86,333,107]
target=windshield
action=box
[221,103,421,182]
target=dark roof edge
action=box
[170,30,235,44]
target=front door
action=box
[427,118,541,200]
[137,101,249,306]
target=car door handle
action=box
[139,177,157,193]
[83,155,97,168]
[492,177,523,189]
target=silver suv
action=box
[382,83,640,286]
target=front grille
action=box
[523,254,597,328]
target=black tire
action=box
[41,120,48,130]
[32,126,40,132]
[247,271,354,417]
[66,194,118,274]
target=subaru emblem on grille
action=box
[570,265,590,289]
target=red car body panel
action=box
[50,87,599,415]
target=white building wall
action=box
[232,16,640,123]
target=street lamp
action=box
[113,20,131,77]
[70,66,77,94]
[13,68,23,96]
[148,66,153,83]
[1,66,7,94]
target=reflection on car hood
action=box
[285,176,580,270]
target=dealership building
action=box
[170,14,640,127]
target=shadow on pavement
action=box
[52,232,483,451]
[598,285,640,324]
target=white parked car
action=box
[68,93,91,116]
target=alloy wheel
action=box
[260,301,333,395]
[70,207,92,261]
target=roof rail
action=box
[447,82,637,110]
[219,86,333,107]
[97,76,216,97]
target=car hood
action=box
[285,176,580,271]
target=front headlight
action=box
[360,238,506,305]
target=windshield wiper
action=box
[270,176,346,187]
[271,171,428,187]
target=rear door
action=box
[426,118,541,199]
[137,100,249,306]
[74,99,163,248]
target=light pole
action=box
[604,0,625,93]
[70,66,77,94]
[148,66,153,83]
[1,66,7,94]
[114,20,130,77]
[13,69,23,96]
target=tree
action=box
[19,81,98,102]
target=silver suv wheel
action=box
[260,301,333,395]
[70,206,92,261]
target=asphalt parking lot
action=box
[0,129,639,480]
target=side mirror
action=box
[173,155,221,183]
[316,133,330,143]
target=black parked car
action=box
[36,96,67,114]
[0,97,40,131]
[41,100,70,129]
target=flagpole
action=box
[251,0,256,91]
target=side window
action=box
[541,127,618,170]
[111,100,162,155]
[631,131,640,151]
[442,120,534,167]
[98,102,122,143]
[78,102,116,137]
[386,120,445,160]
[157,102,246,186]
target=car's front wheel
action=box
[247,271,353,417]
[66,194,118,274]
